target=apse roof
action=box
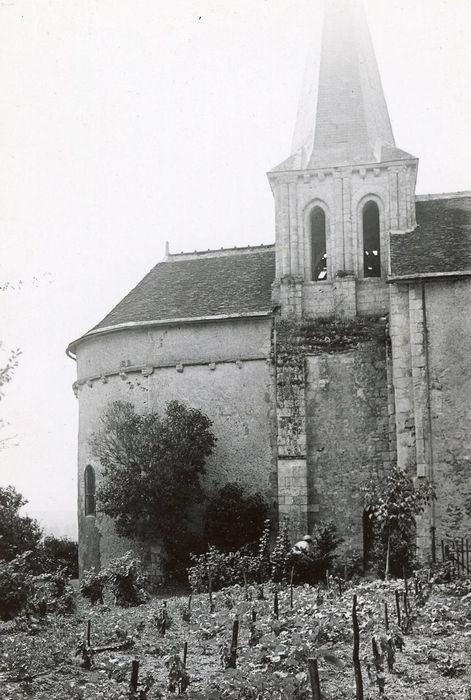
[68,246,276,353]
[389,194,471,280]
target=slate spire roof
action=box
[273,0,414,172]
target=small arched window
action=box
[84,465,96,517]
[310,207,327,281]
[363,201,381,278]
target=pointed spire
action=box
[274,0,413,171]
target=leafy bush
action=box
[39,535,78,578]
[188,545,260,593]
[90,400,216,580]
[189,519,342,590]
[101,552,149,606]
[161,528,203,584]
[312,520,343,575]
[363,467,435,577]
[0,553,33,620]
[270,519,295,583]
[31,567,76,615]
[0,486,42,562]
[204,483,269,552]
[79,567,107,605]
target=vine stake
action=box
[352,594,364,700]
[308,657,322,700]
[228,615,239,669]
[395,589,401,628]
[130,659,139,691]
[290,566,295,608]
[183,641,188,667]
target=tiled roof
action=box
[75,247,276,344]
[389,195,471,279]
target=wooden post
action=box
[352,594,364,700]
[403,567,408,595]
[274,590,279,619]
[183,641,188,668]
[441,539,445,563]
[372,637,385,695]
[290,566,295,609]
[86,620,91,647]
[208,568,214,612]
[228,615,239,669]
[462,538,465,577]
[403,590,411,631]
[467,539,470,576]
[188,594,192,613]
[395,590,401,628]
[252,608,256,623]
[431,526,436,564]
[325,569,330,589]
[308,658,322,700]
[130,659,139,691]
[384,601,389,632]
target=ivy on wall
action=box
[272,316,388,456]
[274,315,387,367]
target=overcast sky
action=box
[1,0,470,539]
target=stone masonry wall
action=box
[425,278,471,543]
[268,158,417,319]
[274,316,391,551]
[305,342,392,556]
[75,317,277,576]
[388,277,471,559]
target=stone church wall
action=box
[75,317,277,576]
[425,278,471,542]
[305,342,392,555]
[389,278,471,557]
[274,316,393,555]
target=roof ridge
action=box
[416,191,471,202]
[166,243,275,261]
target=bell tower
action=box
[269,0,418,319]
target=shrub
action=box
[312,520,343,575]
[204,483,269,552]
[162,528,204,584]
[189,519,342,590]
[188,546,260,593]
[270,519,295,583]
[39,536,78,578]
[0,553,33,620]
[80,567,107,605]
[102,552,149,606]
[363,467,435,577]
[31,567,76,615]
[90,400,216,580]
[0,486,42,562]
[258,519,271,583]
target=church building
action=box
[68,0,471,577]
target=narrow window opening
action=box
[84,465,96,516]
[363,201,381,278]
[310,207,327,281]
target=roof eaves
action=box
[387,270,471,283]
